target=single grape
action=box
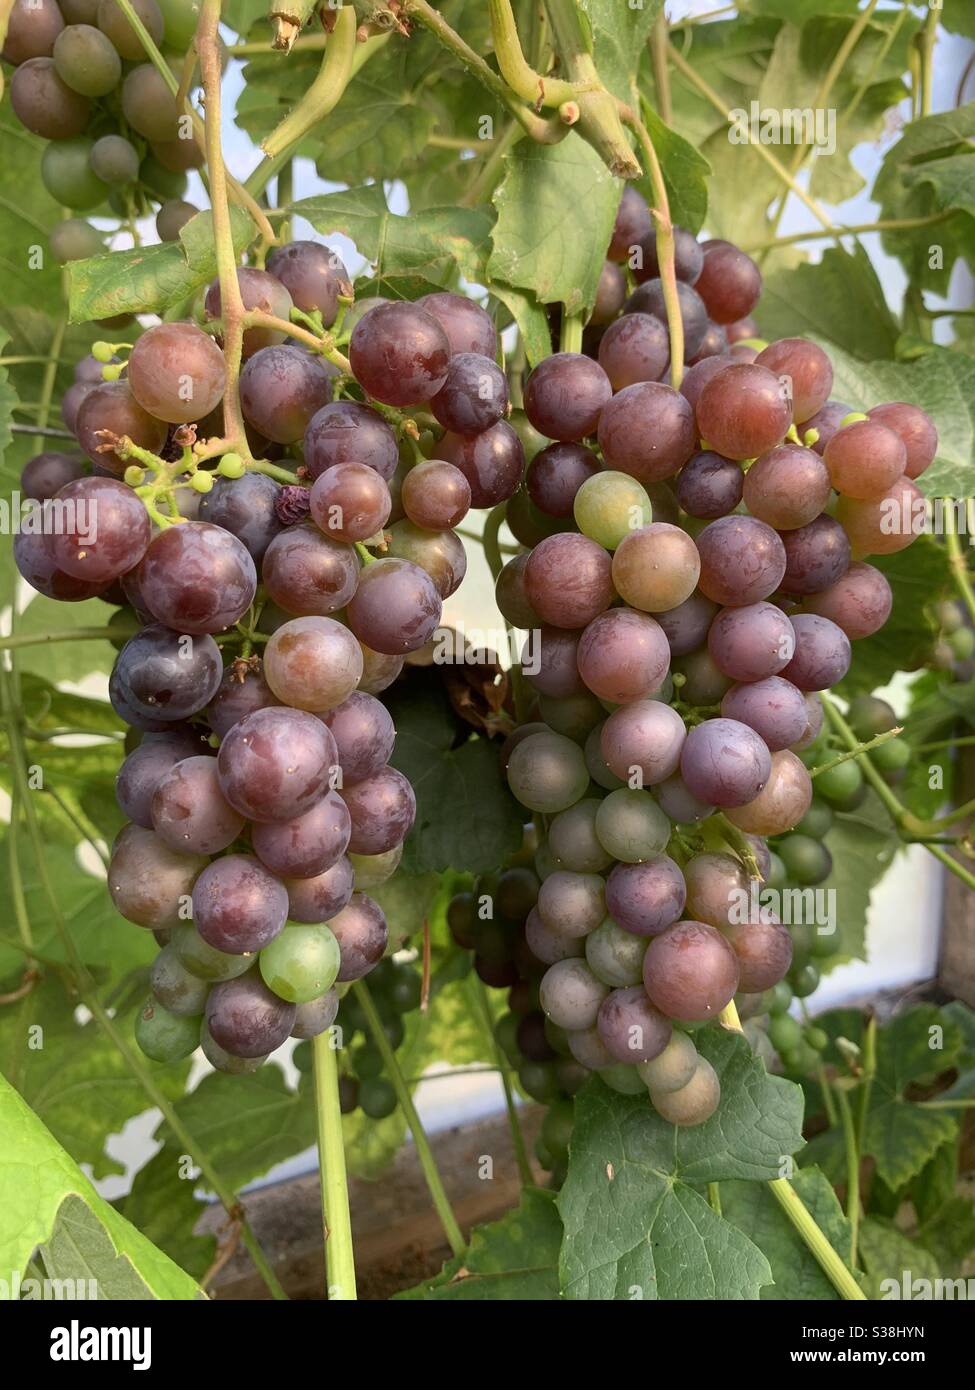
[108,824,207,930]
[192,853,288,955]
[401,459,471,531]
[523,626,584,699]
[304,400,399,482]
[438,420,525,508]
[643,920,740,1021]
[39,477,148,588]
[263,615,363,713]
[385,519,467,599]
[799,399,852,455]
[204,267,295,357]
[742,443,832,529]
[597,313,669,391]
[260,924,340,1004]
[526,442,600,519]
[725,748,812,835]
[547,801,610,874]
[506,730,589,814]
[346,557,442,654]
[720,677,808,752]
[539,959,609,1031]
[683,852,749,931]
[10,58,89,139]
[694,242,762,323]
[637,1030,698,1092]
[127,322,227,425]
[206,972,296,1058]
[261,525,359,618]
[250,790,350,879]
[207,663,279,738]
[307,461,391,545]
[591,260,628,324]
[3,0,65,63]
[175,927,254,982]
[695,362,792,460]
[197,472,282,564]
[867,401,938,479]
[537,869,606,939]
[150,942,209,1016]
[116,729,207,828]
[780,613,852,690]
[291,989,339,1039]
[524,906,584,966]
[61,380,95,433]
[595,788,671,863]
[650,1057,721,1125]
[600,700,686,787]
[320,691,395,786]
[286,856,355,924]
[675,451,742,519]
[707,601,796,682]
[847,694,898,740]
[803,561,892,640]
[596,985,671,1064]
[611,522,701,613]
[654,591,718,658]
[264,240,351,326]
[121,62,180,141]
[112,624,223,722]
[156,198,196,242]
[53,23,120,96]
[135,996,200,1063]
[136,522,257,635]
[49,217,104,264]
[572,470,652,552]
[607,186,653,261]
[680,717,772,807]
[754,338,833,423]
[357,642,404,695]
[240,345,337,444]
[624,278,709,358]
[836,475,924,558]
[605,856,687,938]
[217,706,338,823]
[597,381,696,482]
[349,845,403,892]
[654,771,714,823]
[90,134,141,186]
[349,301,450,407]
[779,515,852,597]
[414,291,498,357]
[97,0,162,56]
[635,224,704,285]
[75,381,168,474]
[577,608,671,704]
[329,893,388,981]
[779,834,833,885]
[679,353,733,413]
[585,918,647,988]
[151,755,245,855]
[824,419,907,501]
[696,515,787,607]
[523,532,615,630]
[430,352,508,436]
[341,766,415,855]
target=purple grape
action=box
[261,524,359,617]
[309,462,391,543]
[720,677,809,752]
[136,522,257,635]
[608,186,653,262]
[803,561,892,640]
[679,717,772,808]
[321,691,395,785]
[525,906,584,965]
[291,988,340,1039]
[349,301,450,407]
[416,291,498,357]
[192,853,289,954]
[696,516,787,606]
[695,243,762,324]
[605,857,687,938]
[524,353,612,442]
[676,451,743,519]
[341,766,416,855]
[207,661,281,738]
[801,399,853,456]
[526,442,600,518]
[108,824,207,930]
[285,856,355,923]
[116,729,208,828]
[240,345,336,444]
[346,557,442,655]
[654,772,714,823]
[206,973,296,1058]
[62,380,94,433]
[597,381,696,483]
[330,893,388,980]
[577,608,671,705]
[780,614,851,690]
[596,985,672,1063]
[304,400,399,482]
[600,700,686,786]
[596,313,669,391]
[643,919,740,1022]
[204,267,295,357]
[113,624,223,721]
[655,591,719,657]
[21,451,85,501]
[75,381,167,475]
[265,240,351,325]
[198,472,283,563]
[251,790,351,878]
[523,532,615,630]
[779,516,852,596]
[14,526,106,603]
[430,353,508,436]
[707,601,796,682]
[523,626,585,699]
[438,421,525,508]
[634,225,704,285]
[217,706,338,823]
[151,755,246,855]
[624,278,708,358]
[47,476,151,583]
[695,362,792,460]
[263,615,363,713]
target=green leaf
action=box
[557,1030,805,1299]
[757,246,901,361]
[813,792,899,967]
[486,138,620,315]
[634,106,710,236]
[119,1149,216,1281]
[0,1070,199,1298]
[857,1218,943,1300]
[579,0,661,106]
[291,185,493,291]
[721,1166,860,1299]
[67,208,256,323]
[397,1188,561,1300]
[489,282,551,369]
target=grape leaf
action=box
[857,1218,943,1300]
[397,1187,562,1300]
[633,106,711,237]
[558,1030,805,1299]
[757,245,901,362]
[0,1073,200,1298]
[13,594,119,683]
[489,281,552,369]
[486,138,620,316]
[814,791,900,967]
[117,1148,216,1282]
[720,1166,860,1299]
[579,0,661,106]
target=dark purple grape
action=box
[193,853,288,954]
[643,920,740,1021]
[21,451,85,501]
[523,532,615,630]
[206,973,296,1057]
[724,912,792,992]
[624,279,708,358]
[517,1011,557,1062]
[4,0,65,62]
[251,790,351,878]
[495,553,541,629]
[526,442,600,518]
[523,353,612,442]
[136,522,257,635]
[597,313,670,391]
[198,472,283,564]
[597,381,696,482]
[321,691,395,785]
[330,893,388,981]
[265,240,351,326]
[577,608,671,704]
[707,601,796,681]
[430,353,508,436]
[779,516,852,596]
[679,353,735,413]
[634,225,704,286]
[217,706,338,823]
[261,524,359,616]
[679,717,772,807]
[654,772,714,823]
[240,345,336,444]
[14,526,106,602]
[607,186,653,262]
[304,400,399,482]
[438,421,525,508]
[720,677,809,752]
[204,266,295,353]
[605,857,687,937]
[600,700,686,785]
[62,380,95,433]
[151,755,246,854]
[416,291,498,357]
[341,766,415,855]
[523,626,585,699]
[695,363,792,460]
[780,613,851,690]
[676,451,742,519]
[696,516,787,606]
[591,261,627,324]
[127,322,227,425]
[596,985,672,1063]
[309,462,391,543]
[655,591,719,657]
[346,557,442,655]
[10,57,89,138]
[401,459,471,530]
[112,624,223,721]
[803,561,892,639]
[44,476,150,584]
[349,301,450,407]
[291,989,339,1039]
[75,381,168,474]
[688,321,728,363]
[285,856,355,923]
[207,662,280,737]
[694,243,762,324]
[116,729,208,828]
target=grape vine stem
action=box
[261,5,357,159]
[354,979,466,1258]
[473,977,533,1189]
[312,1031,357,1300]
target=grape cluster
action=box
[492,185,937,1127]
[15,247,520,1072]
[4,0,207,259]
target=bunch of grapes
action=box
[15,239,524,1072]
[493,183,937,1128]
[3,0,208,257]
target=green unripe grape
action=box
[97,0,164,58]
[573,470,652,551]
[53,23,121,96]
[765,851,787,890]
[135,995,200,1062]
[585,917,647,988]
[505,487,570,548]
[601,1063,648,1095]
[540,1097,575,1158]
[534,839,560,881]
[768,1012,802,1054]
[201,1023,265,1074]
[795,798,834,840]
[139,151,187,201]
[292,1039,313,1073]
[156,198,198,243]
[90,133,140,186]
[218,452,246,479]
[810,928,842,960]
[338,992,367,1034]
[259,925,340,1004]
[348,845,402,892]
[537,690,604,743]
[789,921,816,967]
[870,736,911,782]
[937,599,964,634]
[49,218,103,264]
[594,788,671,863]
[793,1042,822,1074]
[190,471,214,493]
[778,833,833,886]
[358,1076,397,1119]
[381,1011,405,1050]
[176,927,254,982]
[41,137,109,211]
[805,1026,828,1052]
[815,758,864,809]
[949,626,975,660]
[543,1017,571,1057]
[637,1031,697,1093]
[790,961,821,998]
[494,1011,520,1064]
[389,965,422,1013]
[798,734,830,770]
[509,408,548,464]
[518,1059,559,1103]
[777,1048,804,1074]
[846,694,898,740]
[124,466,145,487]
[350,1043,383,1080]
[766,980,793,1015]
[157,0,201,47]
